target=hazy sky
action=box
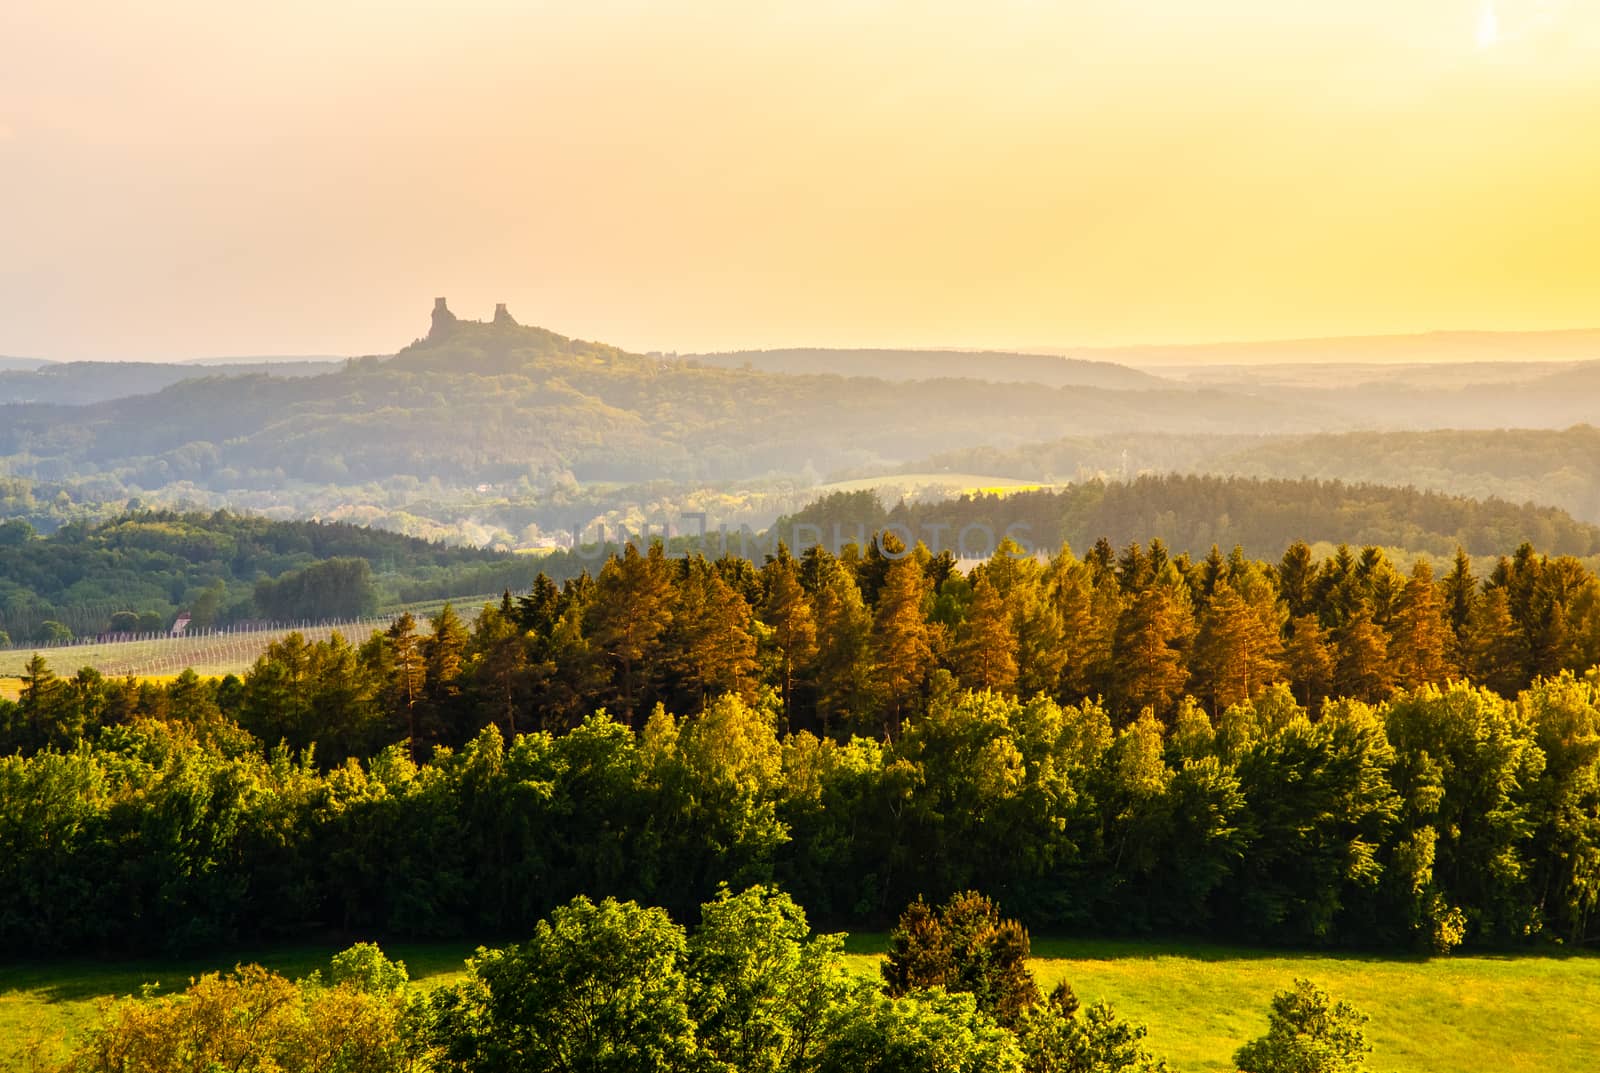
[4,1,1599,360]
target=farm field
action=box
[0,622,392,679]
[7,936,1598,1072]
[814,473,1056,497]
[0,596,499,679]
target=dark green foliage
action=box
[0,509,519,639]
[5,533,1600,959]
[1234,979,1371,1073]
[883,892,1042,1028]
[254,558,378,621]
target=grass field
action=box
[815,473,1056,497]
[6,936,1598,1071]
[0,942,475,1070]
[0,598,499,680]
[0,622,390,679]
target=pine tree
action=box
[951,574,1019,694]
[1388,561,1455,690]
[385,612,425,759]
[1464,587,1526,696]
[586,543,675,726]
[663,559,758,709]
[760,553,817,720]
[868,554,935,737]
[1441,548,1478,664]
[1111,576,1193,721]
[423,603,470,745]
[1284,614,1334,708]
[809,558,871,735]
[1333,604,1393,702]
[1191,579,1285,713]
[466,597,531,738]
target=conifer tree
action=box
[1284,614,1334,708]
[1388,561,1455,690]
[587,543,675,726]
[809,557,871,735]
[868,554,935,737]
[951,574,1019,694]
[423,603,470,744]
[760,552,818,720]
[1464,587,1526,696]
[1111,576,1193,721]
[1192,579,1285,713]
[385,612,425,758]
[664,559,758,709]
[1333,604,1393,702]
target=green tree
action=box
[1016,986,1169,1073]
[433,895,700,1073]
[587,544,675,725]
[1111,579,1192,722]
[1234,979,1371,1073]
[688,885,855,1073]
[869,556,936,737]
[1191,580,1285,714]
[883,891,1041,1029]
[762,552,819,721]
[952,575,1020,695]
[1387,561,1454,690]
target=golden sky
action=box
[3,1,1599,360]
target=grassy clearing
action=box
[0,678,18,703]
[0,942,473,1070]
[7,936,1597,1071]
[840,935,1600,1073]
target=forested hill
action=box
[0,511,535,645]
[890,425,1600,525]
[0,302,1328,497]
[683,346,1166,389]
[0,358,338,405]
[773,475,1600,562]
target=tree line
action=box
[73,527,1586,755]
[48,886,1372,1073]
[4,659,1600,957]
[0,509,526,645]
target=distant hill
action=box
[0,356,51,372]
[889,425,1600,526]
[0,510,532,644]
[1068,328,1600,368]
[784,474,1600,562]
[180,354,344,366]
[683,347,1164,390]
[0,359,340,405]
[0,300,1327,499]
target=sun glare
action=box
[1478,0,1502,48]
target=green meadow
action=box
[7,936,1598,1072]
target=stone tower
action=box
[429,297,458,341]
[493,302,518,327]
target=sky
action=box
[3,1,1599,361]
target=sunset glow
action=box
[3,1,1599,359]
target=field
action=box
[815,473,1055,497]
[0,942,474,1070]
[0,597,498,680]
[0,622,391,679]
[7,937,1598,1071]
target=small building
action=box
[170,612,192,637]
